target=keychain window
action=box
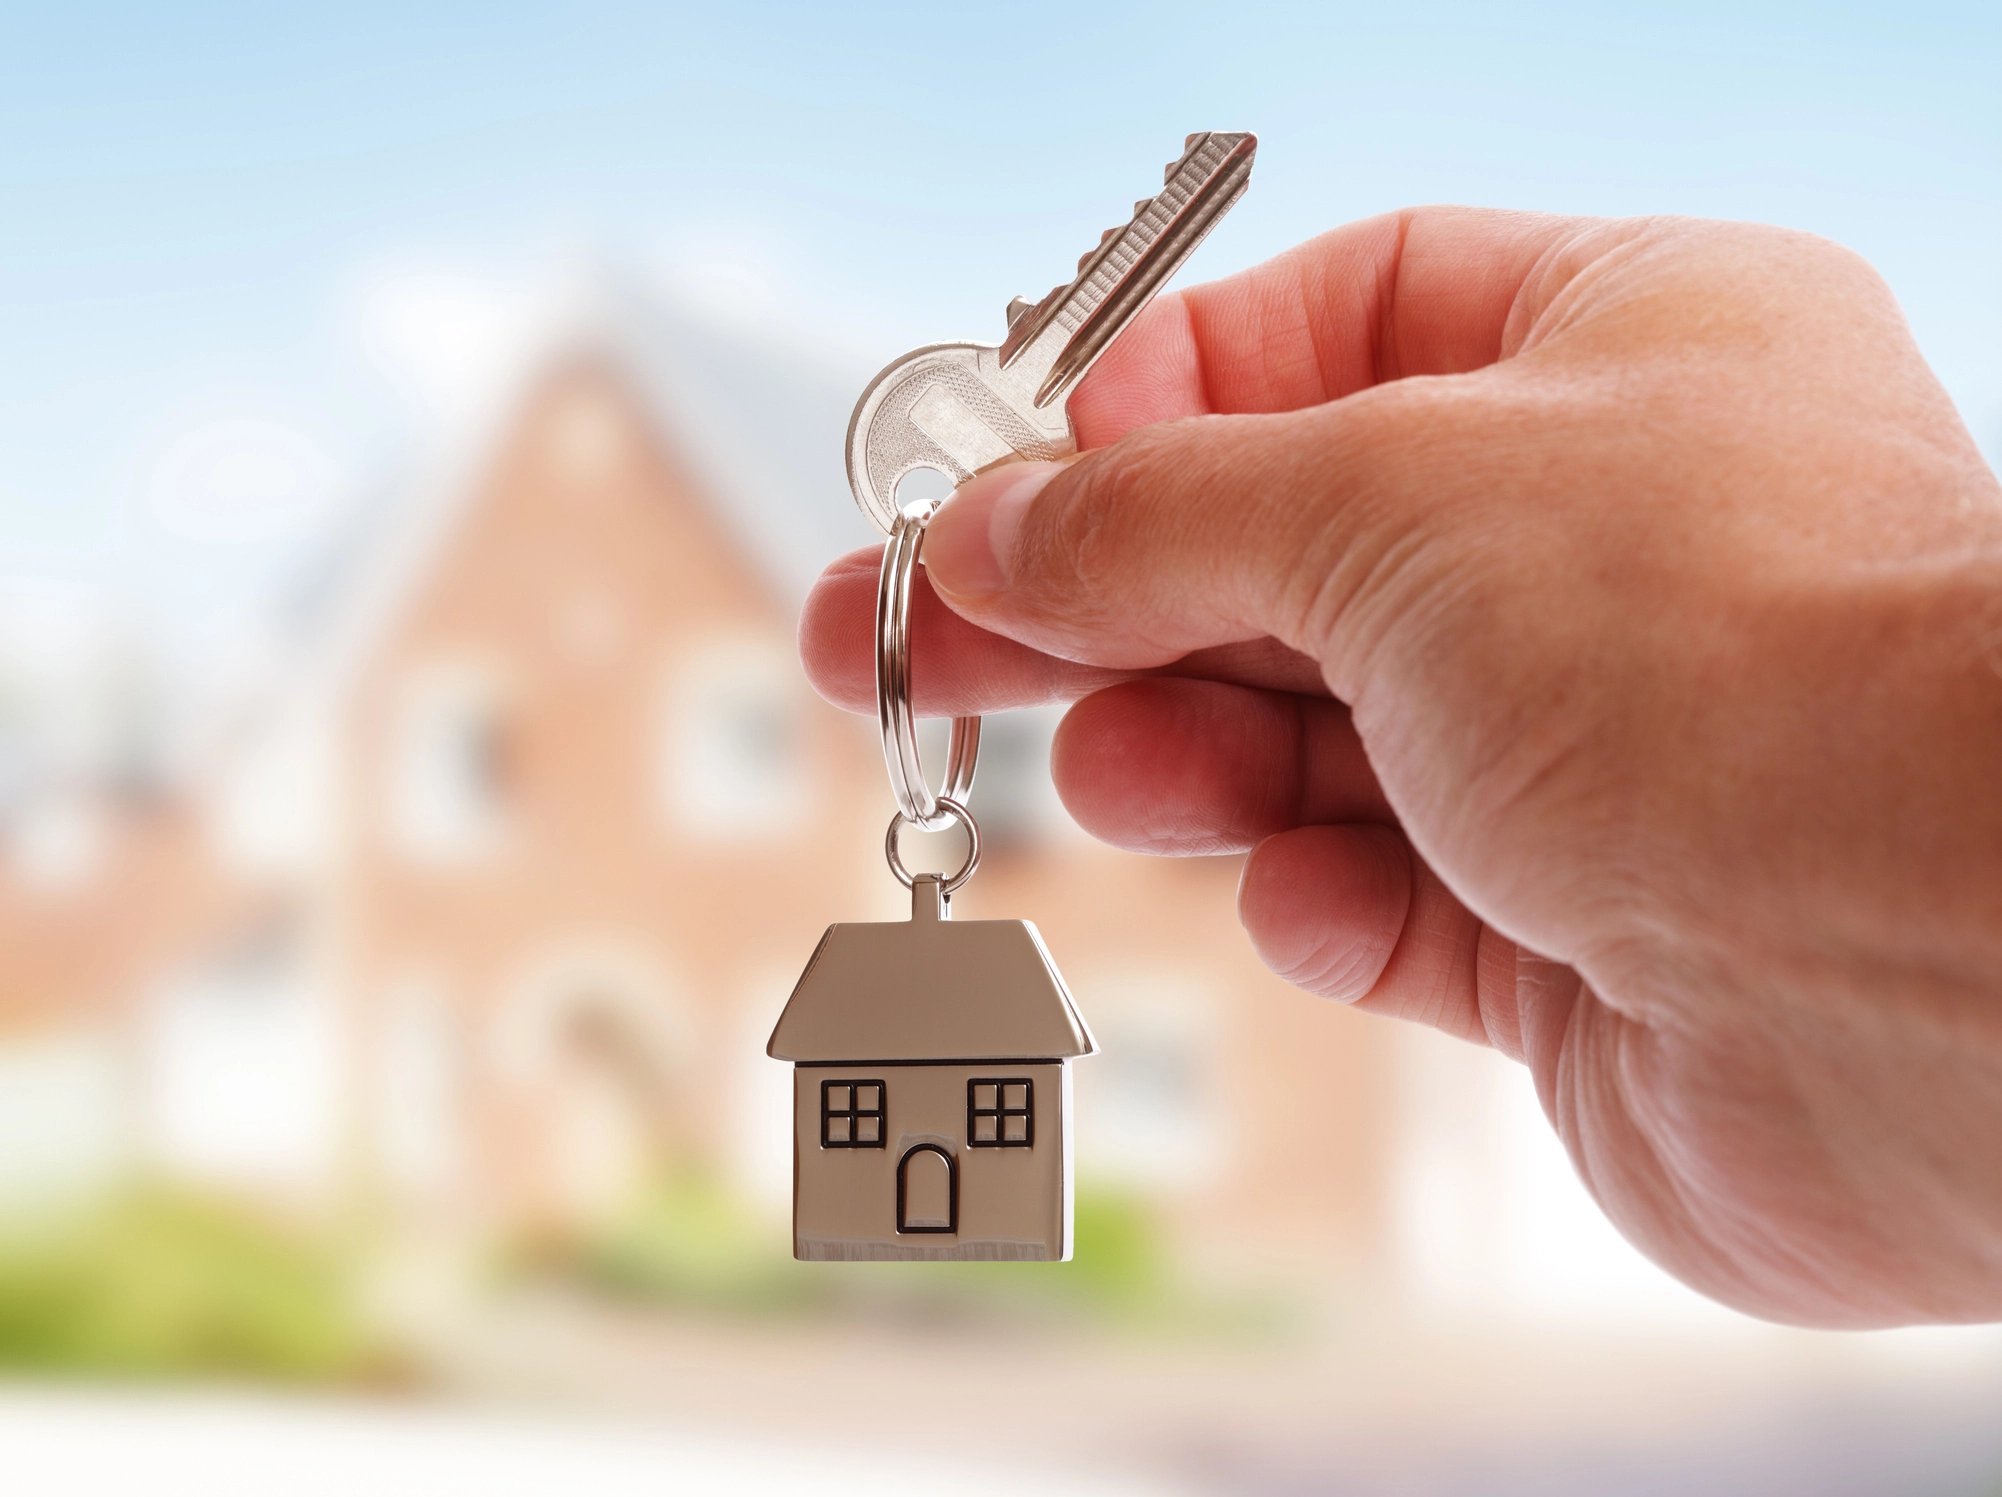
[968,1078,1034,1147]
[821,1080,886,1148]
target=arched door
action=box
[545,988,673,1216]
[493,945,688,1224]
[896,1143,957,1234]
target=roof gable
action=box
[235,276,878,778]
[768,878,1094,1062]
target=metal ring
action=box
[877,498,979,833]
[884,796,982,894]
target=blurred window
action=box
[1075,974,1223,1187]
[547,387,631,487]
[659,636,807,840]
[820,1078,884,1148]
[8,791,109,891]
[146,913,339,1187]
[967,1077,1033,1147]
[949,707,1072,847]
[387,659,509,864]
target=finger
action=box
[1068,289,1208,448]
[1516,950,1586,1109]
[1237,824,1415,1011]
[1239,825,1522,1051]
[798,546,1328,716]
[1050,678,1389,855]
[1067,205,1591,449]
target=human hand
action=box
[800,209,2002,1327]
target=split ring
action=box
[877,498,979,834]
[884,796,982,894]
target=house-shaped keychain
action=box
[768,874,1095,1261]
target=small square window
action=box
[967,1076,1033,1149]
[821,1078,886,1149]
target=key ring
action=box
[877,498,980,835]
[883,796,982,894]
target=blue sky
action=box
[0,1,1996,673]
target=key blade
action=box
[999,131,1257,407]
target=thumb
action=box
[921,381,1474,693]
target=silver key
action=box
[845,131,1257,534]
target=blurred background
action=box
[0,3,1999,1493]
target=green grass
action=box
[565,1173,824,1315]
[562,1172,1281,1337]
[0,1186,391,1383]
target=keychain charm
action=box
[770,502,1094,1261]
[774,132,1256,1260]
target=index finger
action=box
[1070,205,1586,447]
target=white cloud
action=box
[647,222,892,366]
[343,259,560,427]
[652,225,796,326]
[146,417,341,545]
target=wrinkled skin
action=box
[799,209,2002,1328]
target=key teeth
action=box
[999,129,1253,391]
[1077,225,1122,272]
[1166,129,1248,182]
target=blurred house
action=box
[0,294,1400,1288]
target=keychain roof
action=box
[768,875,1094,1063]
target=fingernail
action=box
[922,461,1063,598]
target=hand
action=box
[800,208,2002,1327]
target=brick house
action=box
[0,309,1398,1284]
